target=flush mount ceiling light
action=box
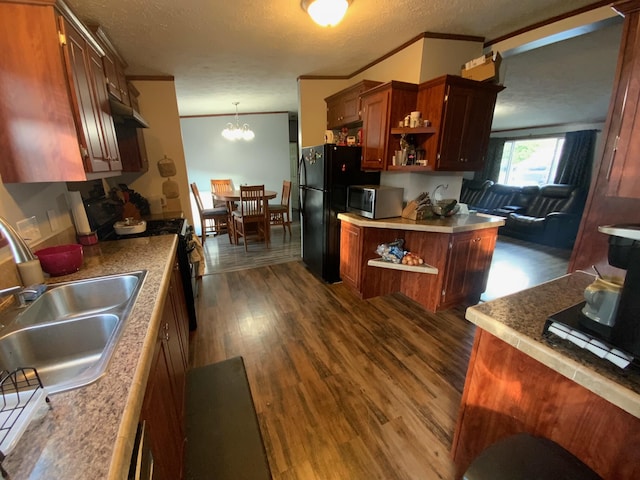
[221,102,255,141]
[301,0,352,27]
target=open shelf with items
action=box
[390,127,436,135]
[387,164,433,172]
[368,258,438,274]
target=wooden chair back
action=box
[281,180,292,209]
[211,179,234,207]
[239,185,267,218]
[269,180,293,236]
[191,182,229,242]
[191,182,205,214]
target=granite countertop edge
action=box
[2,235,178,479]
[465,272,640,419]
[337,212,505,232]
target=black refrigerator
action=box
[299,144,380,283]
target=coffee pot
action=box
[597,225,640,356]
[581,276,623,327]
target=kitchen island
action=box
[337,212,505,311]
[455,272,640,479]
[2,235,182,479]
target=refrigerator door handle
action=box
[298,155,307,215]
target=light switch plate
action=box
[16,216,42,246]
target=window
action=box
[498,136,565,186]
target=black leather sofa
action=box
[460,180,586,248]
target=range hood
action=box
[109,98,149,128]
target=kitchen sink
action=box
[0,271,147,394]
[14,272,143,327]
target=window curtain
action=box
[554,130,596,190]
[474,137,505,182]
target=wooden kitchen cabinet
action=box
[59,9,122,174]
[90,24,131,106]
[140,253,190,480]
[325,80,382,129]
[570,1,640,275]
[604,1,640,200]
[338,215,499,312]
[141,326,184,480]
[452,329,640,479]
[340,221,364,290]
[361,81,418,170]
[0,1,86,183]
[417,75,504,171]
[116,83,150,172]
[0,0,123,182]
[89,23,149,172]
[440,229,497,309]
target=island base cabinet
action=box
[440,229,497,309]
[451,329,640,480]
[339,221,498,312]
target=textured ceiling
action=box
[65,0,620,130]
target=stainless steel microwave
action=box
[347,185,404,219]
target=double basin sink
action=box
[0,271,146,394]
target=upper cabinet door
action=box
[0,2,86,183]
[361,88,389,170]
[87,44,122,171]
[325,80,383,130]
[60,15,121,174]
[438,85,497,171]
[418,76,503,172]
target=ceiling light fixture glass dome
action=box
[301,0,351,27]
[221,102,255,141]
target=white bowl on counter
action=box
[114,219,147,235]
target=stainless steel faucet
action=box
[0,216,36,263]
[0,285,25,307]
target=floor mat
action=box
[185,356,271,480]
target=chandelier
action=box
[221,102,255,141]
[301,0,351,27]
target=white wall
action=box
[117,79,193,226]
[180,112,290,234]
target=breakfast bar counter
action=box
[453,272,640,479]
[337,213,505,311]
[1,235,179,479]
[337,212,505,233]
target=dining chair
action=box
[269,180,292,236]
[210,178,236,243]
[190,182,228,243]
[232,185,270,252]
[210,179,235,207]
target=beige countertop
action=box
[465,272,640,418]
[337,212,505,232]
[2,235,177,479]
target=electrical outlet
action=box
[47,209,59,232]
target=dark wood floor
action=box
[190,226,571,479]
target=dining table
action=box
[213,189,278,245]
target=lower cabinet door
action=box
[141,336,184,480]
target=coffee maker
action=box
[599,224,640,357]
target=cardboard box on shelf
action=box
[461,52,502,83]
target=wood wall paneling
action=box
[452,329,640,479]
